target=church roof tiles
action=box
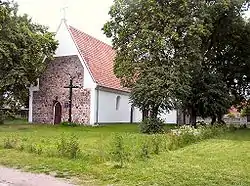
[69,26,129,92]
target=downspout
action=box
[28,89,33,123]
[96,87,100,124]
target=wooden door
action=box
[54,102,62,124]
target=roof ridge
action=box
[69,25,113,49]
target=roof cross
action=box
[61,6,68,21]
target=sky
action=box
[16,0,114,44]
[15,0,250,45]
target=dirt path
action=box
[0,166,75,186]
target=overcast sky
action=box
[16,0,250,45]
[16,0,114,44]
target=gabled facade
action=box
[29,20,177,125]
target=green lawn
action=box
[0,120,250,185]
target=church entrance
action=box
[54,102,62,124]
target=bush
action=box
[140,142,150,159]
[167,125,228,150]
[27,143,43,155]
[60,122,78,127]
[3,136,17,149]
[110,134,128,168]
[139,118,165,134]
[27,143,37,153]
[151,135,161,155]
[227,112,236,118]
[57,134,80,159]
[196,121,207,127]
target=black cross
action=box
[64,78,79,122]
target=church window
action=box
[116,96,121,110]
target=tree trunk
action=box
[150,105,159,119]
[189,108,197,127]
[183,111,186,125]
[211,115,216,125]
[142,108,149,120]
[217,114,225,125]
[0,91,4,124]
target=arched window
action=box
[116,96,121,110]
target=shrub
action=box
[60,122,78,127]
[151,135,161,155]
[196,121,207,127]
[57,134,80,159]
[17,143,25,151]
[227,112,236,118]
[35,144,43,155]
[110,134,128,168]
[3,136,17,149]
[27,144,37,153]
[140,142,150,159]
[167,133,180,150]
[167,125,227,150]
[139,118,165,134]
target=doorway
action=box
[54,102,62,124]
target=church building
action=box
[28,20,177,125]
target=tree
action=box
[0,2,58,123]
[104,0,250,125]
[103,0,206,118]
[181,70,233,125]
[186,0,250,123]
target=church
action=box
[28,20,177,125]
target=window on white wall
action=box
[116,96,121,110]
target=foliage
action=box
[240,105,250,117]
[110,134,128,167]
[103,0,250,124]
[0,123,249,185]
[56,134,81,159]
[139,117,165,134]
[60,121,78,127]
[227,112,236,118]
[151,135,161,155]
[103,0,197,117]
[3,135,17,149]
[0,2,58,123]
[140,141,150,159]
[182,72,233,125]
[168,125,228,150]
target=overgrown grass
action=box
[0,120,250,185]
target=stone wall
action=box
[33,55,91,124]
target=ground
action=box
[0,166,74,186]
[0,120,250,185]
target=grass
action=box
[0,120,250,185]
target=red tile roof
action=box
[69,26,129,92]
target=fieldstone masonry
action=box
[33,55,91,124]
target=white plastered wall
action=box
[97,89,143,123]
[97,88,177,124]
[133,107,142,123]
[159,110,177,124]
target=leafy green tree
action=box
[104,0,250,125]
[0,2,58,123]
[191,0,250,125]
[181,70,233,125]
[103,0,206,118]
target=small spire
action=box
[61,6,68,21]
